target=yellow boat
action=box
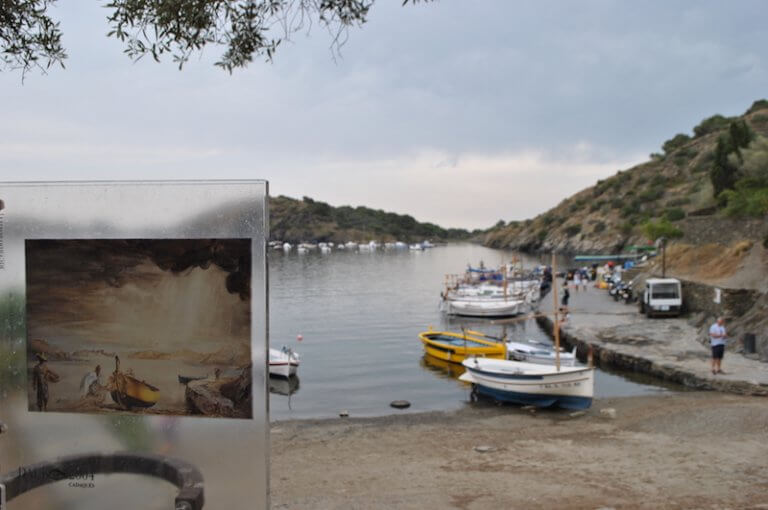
[418,328,506,364]
[110,373,161,409]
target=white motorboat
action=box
[441,298,525,317]
[459,356,594,410]
[506,340,578,366]
[269,347,300,378]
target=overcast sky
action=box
[1,1,766,229]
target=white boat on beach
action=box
[269,347,300,378]
[459,356,594,410]
[506,340,578,366]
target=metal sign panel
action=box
[0,181,269,509]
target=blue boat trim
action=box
[473,385,592,410]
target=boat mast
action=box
[502,262,508,302]
[552,252,561,371]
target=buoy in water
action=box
[297,334,303,342]
[390,400,411,409]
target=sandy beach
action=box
[270,392,768,509]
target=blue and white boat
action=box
[459,356,594,410]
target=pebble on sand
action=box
[390,400,411,409]
[600,408,617,419]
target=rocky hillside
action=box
[269,195,472,243]
[484,100,768,253]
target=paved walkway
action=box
[535,284,768,395]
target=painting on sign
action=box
[25,239,252,419]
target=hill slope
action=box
[269,195,472,243]
[484,100,768,253]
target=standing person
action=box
[561,286,570,312]
[709,317,727,375]
[31,353,59,412]
[573,270,581,293]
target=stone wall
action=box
[679,216,768,246]
[677,278,760,320]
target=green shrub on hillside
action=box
[662,133,692,154]
[568,199,585,214]
[563,224,582,237]
[635,176,647,186]
[593,221,606,233]
[642,219,683,240]
[746,99,768,115]
[721,187,768,217]
[620,203,639,218]
[638,187,664,202]
[537,229,548,241]
[589,200,605,212]
[650,175,667,187]
[541,214,559,226]
[610,198,622,209]
[619,222,634,235]
[694,114,733,138]
[664,208,686,222]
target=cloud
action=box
[1,0,767,228]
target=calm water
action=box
[268,243,674,420]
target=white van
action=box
[639,278,683,317]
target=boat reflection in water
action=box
[269,375,300,396]
[420,353,466,380]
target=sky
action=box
[1,0,766,229]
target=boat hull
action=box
[460,358,594,410]
[110,375,160,409]
[442,299,524,318]
[470,383,592,410]
[269,361,299,378]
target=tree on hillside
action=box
[693,114,732,138]
[1,0,430,75]
[662,133,691,154]
[710,136,739,198]
[710,120,754,200]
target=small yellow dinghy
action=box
[418,328,506,364]
[109,356,160,409]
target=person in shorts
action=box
[709,317,727,375]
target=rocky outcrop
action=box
[185,365,252,419]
